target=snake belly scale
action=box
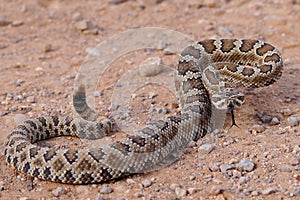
[4,39,283,184]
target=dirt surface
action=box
[0,0,300,199]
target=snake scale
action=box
[4,39,283,184]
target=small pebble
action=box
[11,20,24,27]
[99,185,113,194]
[126,178,137,184]
[157,40,167,50]
[236,158,255,172]
[209,163,219,172]
[109,0,129,4]
[262,187,278,195]
[142,179,152,188]
[76,185,89,194]
[93,91,103,97]
[75,20,92,31]
[219,26,233,36]
[44,44,53,53]
[72,12,83,21]
[270,117,280,125]
[35,66,43,71]
[0,17,10,26]
[19,197,29,200]
[83,28,99,35]
[290,157,299,166]
[187,188,199,195]
[276,128,287,135]
[219,163,234,173]
[293,145,300,154]
[26,179,33,191]
[95,194,104,200]
[280,165,292,172]
[198,143,215,154]
[287,116,299,127]
[229,158,238,164]
[26,96,36,103]
[210,186,223,195]
[293,187,300,196]
[251,124,266,133]
[251,190,259,196]
[16,79,25,86]
[14,114,27,124]
[52,186,63,197]
[170,183,181,191]
[238,176,249,184]
[260,115,272,123]
[282,108,292,116]
[175,187,187,197]
[139,57,162,77]
[133,192,144,198]
[188,140,197,148]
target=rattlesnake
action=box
[4,39,283,184]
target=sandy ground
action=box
[0,0,299,199]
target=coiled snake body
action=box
[4,39,283,184]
